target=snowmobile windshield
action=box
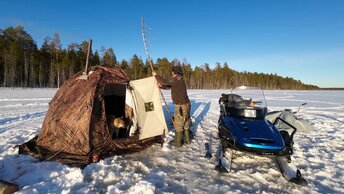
[217,86,268,119]
[229,86,267,109]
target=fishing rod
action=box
[141,17,175,129]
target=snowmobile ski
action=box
[276,156,307,186]
[215,149,232,173]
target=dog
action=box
[107,115,127,139]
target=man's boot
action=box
[169,131,183,147]
[183,129,191,144]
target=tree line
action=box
[0,26,318,90]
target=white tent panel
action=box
[129,77,167,140]
[125,88,138,136]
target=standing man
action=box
[152,66,191,147]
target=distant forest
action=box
[0,26,318,89]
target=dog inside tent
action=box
[18,65,167,167]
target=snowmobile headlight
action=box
[244,109,256,118]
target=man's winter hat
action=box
[172,66,183,75]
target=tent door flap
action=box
[129,77,167,140]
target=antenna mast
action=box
[141,18,154,72]
[141,17,175,128]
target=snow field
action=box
[0,88,343,193]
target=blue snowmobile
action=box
[215,86,307,186]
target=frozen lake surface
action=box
[0,88,343,193]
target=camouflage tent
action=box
[19,65,167,167]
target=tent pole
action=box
[141,17,175,129]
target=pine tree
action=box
[0,25,320,90]
[92,50,100,66]
[101,47,117,65]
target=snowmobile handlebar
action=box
[293,103,307,114]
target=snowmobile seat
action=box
[219,94,267,119]
[219,94,245,108]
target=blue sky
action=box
[1,0,344,87]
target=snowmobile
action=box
[215,86,307,186]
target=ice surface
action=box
[0,88,343,193]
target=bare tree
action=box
[52,33,62,87]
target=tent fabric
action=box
[18,65,165,167]
[129,77,168,140]
[125,89,138,136]
[266,110,314,133]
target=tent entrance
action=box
[104,84,126,117]
[104,84,129,139]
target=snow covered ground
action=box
[0,87,343,194]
